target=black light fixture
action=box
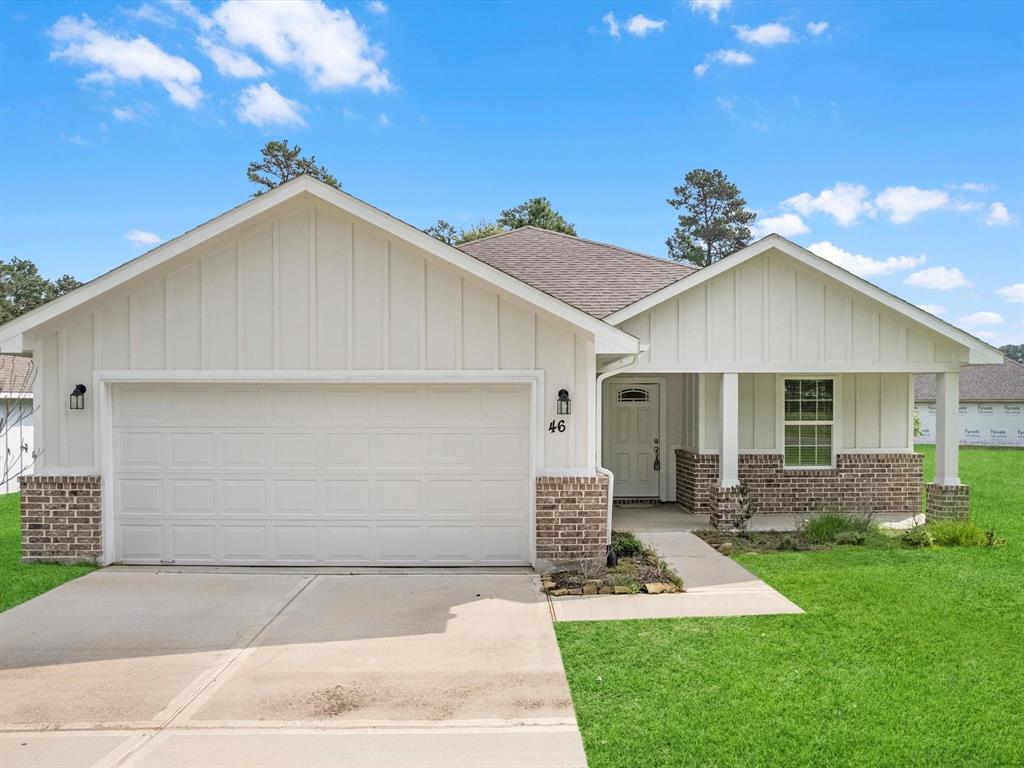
[70,384,87,410]
[556,388,571,415]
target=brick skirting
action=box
[675,449,923,518]
[925,483,971,520]
[20,475,102,564]
[535,475,608,565]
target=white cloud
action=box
[953,181,992,193]
[49,14,204,108]
[125,229,161,246]
[341,107,361,120]
[716,95,736,113]
[984,201,1015,226]
[693,62,710,77]
[873,186,949,224]
[783,182,873,226]
[905,266,973,290]
[377,112,390,126]
[236,82,306,127]
[626,14,666,37]
[60,132,88,145]
[751,213,809,239]
[806,21,829,36]
[996,283,1024,303]
[733,22,794,46]
[916,304,947,316]
[602,12,620,40]
[689,0,731,23]
[164,0,214,32]
[367,0,388,14]
[213,0,391,92]
[199,38,265,78]
[809,241,926,277]
[958,311,1004,326]
[696,48,754,75]
[112,106,139,121]
[125,3,175,26]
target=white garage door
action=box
[112,383,532,565]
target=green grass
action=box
[0,493,96,612]
[556,446,1024,767]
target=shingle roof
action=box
[915,359,1024,402]
[0,355,34,395]
[458,226,695,319]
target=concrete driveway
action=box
[0,570,586,768]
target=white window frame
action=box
[775,374,839,470]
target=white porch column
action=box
[719,372,739,487]
[934,371,960,486]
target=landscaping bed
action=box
[542,530,683,596]
[694,512,1003,555]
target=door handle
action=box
[653,443,660,471]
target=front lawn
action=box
[0,493,96,612]
[556,446,1024,768]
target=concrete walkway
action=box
[550,531,803,622]
[1,570,586,768]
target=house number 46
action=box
[548,419,566,433]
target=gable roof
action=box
[0,176,639,356]
[915,359,1024,402]
[601,234,1004,365]
[459,226,694,319]
[0,355,33,396]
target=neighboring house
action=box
[0,176,1001,566]
[0,354,35,494]
[915,360,1024,446]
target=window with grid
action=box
[783,379,834,467]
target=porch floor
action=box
[612,503,924,533]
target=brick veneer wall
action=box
[535,475,608,565]
[20,475,102,564]
[675,449,923,517]
[925,483,971,520]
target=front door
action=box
[606,382,661,498]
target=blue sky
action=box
[2,0,1022,345]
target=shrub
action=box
[777,536,800,551]
[985,528,1005,548]
[902,527,934,548]
[611,530,645,558]
[801,512,876,544]
[835,530,867,546]
[926,520,987,548]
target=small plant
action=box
[926,520,987,548]
[985,528,1005,548]
[800,511,876,544]
[835,530,867,546]
[777,536,800,551]
[611,530,645,558]
[902,527,934,548]
[579,556,607,581]
[731,481,755,533]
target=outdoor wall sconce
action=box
[556,388,571,415]
[70,384,87,410]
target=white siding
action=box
[622,249,966,373]
[31,198,594,473]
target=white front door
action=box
[111,382,532,566]
[606,382,661,498]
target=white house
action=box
[0,176,1001,566]
[0,354,35,494]
[916,360,1024,446]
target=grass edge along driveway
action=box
[0,493,96,612]
[556,446,1024,768]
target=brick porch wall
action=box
[925,483,971,520]
[20,475,102,564]
[675,449,923,517]
[535,475,608,565]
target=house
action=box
[0,355,35,494]
[0,176,1001,567]
[915,360,1024,446]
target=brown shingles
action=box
[915,358,1023,402]
[458,226,695,319]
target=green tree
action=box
[0,258,81,324]
[666,169,756,267]
[455,220,506,244]
[423,219,457,245]
[999,344,1023,364]
[247,139,340,196]
[497,197,576,236]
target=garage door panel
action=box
[113,383,531,565]
[169,479,215,515]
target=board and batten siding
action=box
[30,197,595,473]
[619,249,965,372]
